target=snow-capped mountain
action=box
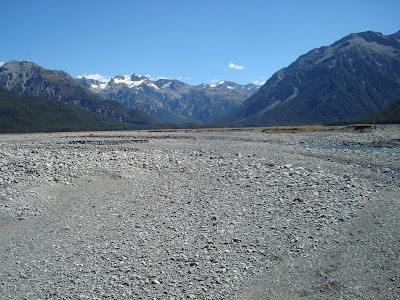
[0,61,159,127]
[205,80,260,93]
[77,75,259,123]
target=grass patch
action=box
[262,125,345,134]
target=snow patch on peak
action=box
[216,80,225,86]
[147,82,160,90]
[91,82,107,89]
[162,81,172,89]
[112,75,145,88]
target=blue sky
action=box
[1,0,399,85]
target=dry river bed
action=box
[0,126,399,299]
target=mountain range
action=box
[0,61,159,127]
[77,75,259,124]
[0,88,142,133]
[218,30,400,127]
[328,98,400,125]
[1,29,400,132]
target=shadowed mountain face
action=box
[77,76,259,124]
[0,61,159,127]
[363,98,400,124]
[329,98,400,125]
[220,30,400,127]
[0,88,143,133]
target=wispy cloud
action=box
[252,80,266,86]
[0,62,5,67]
[177,76,191,81]
[228,62,245,70]
[146,74,168,81]
[252,76,267,86]
[146,75,190,82]
[77,73,111,83]
[210,78,220,83]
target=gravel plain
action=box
[0,126,399,299]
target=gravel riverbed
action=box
[0,126,399,299]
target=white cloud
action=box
[151,76,191,82]
[145,74,168,81]
[252,80,266,86]
[0,62,4,67]
[228,62,245,70]
[176,76,191,81]
[210,78,220,83]
[146,75,167,81]
[77,73,111,83]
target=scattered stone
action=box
[0,128,398,299]
[294,197,305,203]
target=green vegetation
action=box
[0,61,160,128]
[262,125,345,133]
[39,69,160,126]
[327,99,400,125]
[0,89,144,133]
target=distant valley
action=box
[77,75,259,124]
[0,61,160,131]
[1,29,400,133]
[0,88,142,133]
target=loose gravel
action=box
[0,126,399,299]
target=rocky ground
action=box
[0,126,399,299]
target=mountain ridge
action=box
[218,30,400,127]
[0,88,142,133]
[0,61,159,127]
[77,75,260,124]
[327,98,400,125]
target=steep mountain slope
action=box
[0,61,159,127]
[0,89,140,133]
[221,30,400,127]
[200,80,260,93]
[329,98,400,125]
[364,98,400,124]
[77,75,259,124]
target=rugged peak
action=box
[0,61,159,127]
[243,83,261,94]
[208,80,260,93]
[0,60,97,99]
[282,30,400,77]
[197,83,210,89]
[330,30,400,51]
[109,75,141,87]
[1,60,75,84]
[209,80,228,88]
[130,73,146,81]
[222,29,400,127]
[108,74,152,87]
[76,77,107,90]
[0,60,41,74]
[0,60,46,92]
[82,72,257,123]
[389,30,400,40]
